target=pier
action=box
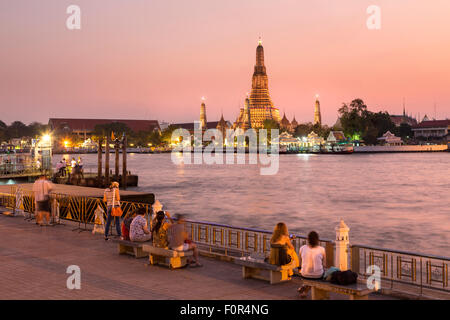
[0,187,448,300]
[0,212,397,300]
[0,183,154,204]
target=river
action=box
[57,152,449,256]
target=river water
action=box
[58,152,449,257]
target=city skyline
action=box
[1,1,450,126]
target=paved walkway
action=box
[0,214,394,300]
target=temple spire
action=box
[200,97,207,130]
[314,94,322,126]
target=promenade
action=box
[0,214,398,300]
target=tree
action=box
[396,123,412,140]
[294,123,313,138]
[0,120,7,142]
[27,122,49,138]
[160,125,179,145]
[338,98,396,145]
[93,122,131,142]
[262,119,280,143]
[6,121,28,139]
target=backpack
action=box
[330,270,358,285]
[269,244,292,266]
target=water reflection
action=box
[54,153,450,256]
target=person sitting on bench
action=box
[297,231,326,298]
[168,214,202,267]
[269,222,299,279]
[121,211,136,241]
[151,210,173,248]
[129,208,151,242]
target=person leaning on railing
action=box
[103,181,121,241]
[268,222,299,279]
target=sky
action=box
[1,0,449,126]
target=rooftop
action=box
[413,119,450,129]
[48,118,160,133]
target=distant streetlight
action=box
[42,134,51,143]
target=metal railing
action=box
[184,219,335,266]
[0,188,448,296]
[351,244,449,294]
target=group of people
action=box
[30,177,327,293]
[56,157,83,178]
[269,222,327,298]
[103,182,202,267]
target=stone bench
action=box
[142,244,193,269]
[301,278,372,300]
[235,258,293,285]
[113,239,149,259]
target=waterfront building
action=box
[314,95,322,126]
[48,118,160,137]
[280,113,292,132]
[246,39,281,128]
[216,114,230,139]
[306,131,325,147]
[326,131,347,144]
[172,121,222,134]
[233,96,253,131]
[159,121,170,131]
[279,132,300,152]
[390,107,418,127]
[377,131,403,146]
[412,119,450,140]
[290,117,299,132]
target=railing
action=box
[351,244,449,295]
[0,188,448,296]
[184,219,335,266]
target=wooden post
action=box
[122,136,127,189]
[97,137,103,180]
[115,142,120,178]
[105,135,110,186]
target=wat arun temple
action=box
[234,38,281,129]
[197,39,321,133]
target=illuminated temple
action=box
[235,39,280,129]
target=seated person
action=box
[297,231,326,298]
[129,208,151,242]
[151,210,173,248]
[121,212,136,241]
[168,214,202,267]
[269,222,299,278]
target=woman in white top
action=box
[298,231,326,298]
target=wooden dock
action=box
[0,183,154,204]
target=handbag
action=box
[110,188,123,217]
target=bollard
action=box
[335,219,350,271]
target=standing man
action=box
[32,175,54,226]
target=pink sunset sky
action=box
[1,0,449,126]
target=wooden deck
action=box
[0,183,154,203]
